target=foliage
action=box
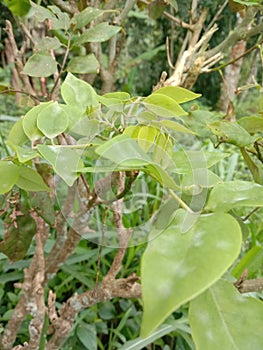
[0,1,263,349]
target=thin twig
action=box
[169,189,196,214]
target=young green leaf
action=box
[153,86,201,104]
[189,279,263,350]
[144,93,187,118]
[141,210,242,337]
[137,125,158,152]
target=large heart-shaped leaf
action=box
[189,279,263,350]
[206,180,263,212]
[61,73,99,111]
[37,102,69,139]
[37,145,83,186]
[141,210,242,337]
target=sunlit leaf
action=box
[137,125,158,152]
[206,180,263,212]
[61,73,99,111]
[154,86,201,104]
[37,145,83,186]
[37,102,69,139]
[238,116,263,134]
[23,102,53,141]
[144,93,187,118]
[23,53,57,77]
[189,279,263,350]
[141,210,242,337]
[35,36,61,50]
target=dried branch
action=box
[238,278,263,293]
[46,275,141,350]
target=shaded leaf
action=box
[0,212,36,261]
[189,279,263,350]
[0,161,19,194]
[141,210,242,337]
[16,166,51,192]
[71,7,105,28]
[35,36,61,50]
[73,22,121,46]
[77,324,97,350]
[23,53,57,77]
[4,0,31,16]
[181,169,221,194]
[238,115,263,134]
[67,54,100,74]
[29,192,55,226]
[206,180,263,212]
[208,121,253,147]
[154,119,196,134]
[7,119,28,146]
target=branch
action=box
[205,6,262,60]
[51,0,78,15]
[46,275,141,350]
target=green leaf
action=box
[206,180,263,212]
[7,119,28,146]
[47,5,70,30]
[154,86,201,104]
[35,36,61,50]
[144,163,179,190]
[141,210,242,337]
[119,320,189,350]
[154,119,197,134]
[61,73,99,111]
[0,211,36,261]
[95,134,151,166]
[16,166,51,192]
[181,169,221,194]
[73,22,121,46]
[152,132,174,168]
[77,324,97,350]
[238,116,263,134]
[103,92,130,100]
[70,118,101,139]
[172,151,230,174]
[208,121,253,147]
[6,144,38,163]
[67,54,100,74]
[23,102,53,141]
[0,161,19,194]
[144,93,187,118]
[29,192,55,226]
[37,145,83,186]
[137,126,158,152]
[23,53,57,77]
[189,279,263,350]
[4,0,31,16]
[71,7,105,29]
[232,246,263,279]
[149,0,167,19]
[37,102,69,139]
